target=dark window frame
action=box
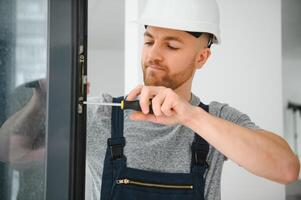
[46,0,87,199]
[0,0,16,198]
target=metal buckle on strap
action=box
[110,144,123,160]
[107,137,125,160]
[193,150,209,168]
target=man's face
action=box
[141,26,208,90]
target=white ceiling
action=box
[88,0,125,50]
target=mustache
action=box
[144,63,167,71]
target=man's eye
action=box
[167,45,179,50]
[144,41,153,46]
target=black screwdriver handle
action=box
[122,100,153,114]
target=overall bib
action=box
[100,97,210,200]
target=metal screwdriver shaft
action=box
[83,102,122,106]
[83,100,153,113]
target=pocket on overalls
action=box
[111,168,199,200]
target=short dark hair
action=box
[186,32,213,48]
[144,25,213,48]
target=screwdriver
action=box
[23,80,154,113]
[83,99,153,113]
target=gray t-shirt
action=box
[86,93,260,200]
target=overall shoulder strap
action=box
[100,96,126,199]
[190,101,210,173]
[107,96,126,160]
[110,96,124,138]
[198,101,209,113]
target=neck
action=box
[174,76,193,102]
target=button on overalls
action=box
[100,97,210,200]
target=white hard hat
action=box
[137,0,221,44]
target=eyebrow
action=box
[144,31,184,44]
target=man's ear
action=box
[195,48,211,69]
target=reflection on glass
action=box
[0,0,47,199]
[16,0,47,87]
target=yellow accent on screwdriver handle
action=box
[121,100,124,110]
[121,99,153,114]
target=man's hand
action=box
[127,85,199,125]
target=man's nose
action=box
[147,43,164,63]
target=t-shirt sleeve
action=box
[210,101,261,130]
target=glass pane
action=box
[0,0,48,199]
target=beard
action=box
[142,61,195,90]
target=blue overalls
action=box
[100,96,210,200]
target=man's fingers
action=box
[139,86,164,114]
[128,85,173,115]
[126,84,143,101]
[151,92,166,116]
[161,89,176,116]
[127,86,186,125]
[140,87,152,114]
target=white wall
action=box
[124,0,145,92]
[125,0,285,199]
[88,49,124,97]
[88,0,125,97]
[208,0,284,199]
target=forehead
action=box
[144,26,193,41]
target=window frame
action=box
[46,0,87,199]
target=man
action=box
[86,0,300,199]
